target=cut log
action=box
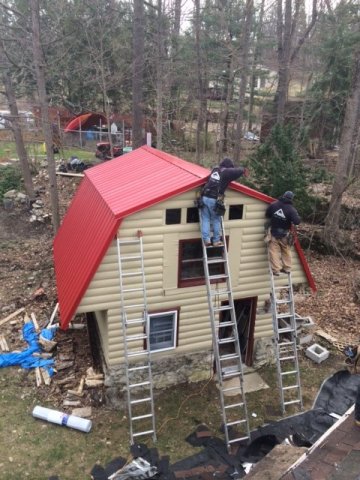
[31,313,40,332]
[41,368,51,385]
[85,378,104,387]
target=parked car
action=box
[243,131,260,142]
[95,142,123,160]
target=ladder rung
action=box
[133,413,153,421]
[274,285,290,290]
[220,353,239,361]
[130,397,151,405]
[133,430,155,438]
[207,258,225,265]
[218,321,235,328]
[118,239,140,245]
[121,255,142,261]
[128,351,147,358]
[121,272,142,278]
[277,328,295,334]
[129,381,150,388]
[208,274,228,281]
[218,337,235,344]
[223,385,242,393]
[280,355,296,361]
[223,370,241,379]
[224,402,244,409]
[284,399,301,406]
[128,365,149,372]
[281,370,297,376]
[228,435,249,444]
[282,385,299,391]
[125,319,145,326]
[277,313,294,319]
[276,299,291,304]
[214,305,232,312]
[126,334,147,342]
[226,419,247,427]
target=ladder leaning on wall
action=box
[199,214,250,452]
[116,230,156,444]
[268,266,303,414]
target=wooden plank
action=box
[0,334,9,351]
[31,313,40,332]
[41,368,51,386]
[0,307,25,327]
[35,367,43,387]
[47,303,59,327]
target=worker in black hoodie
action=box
[201,157,248,247]
[265,191,300,275]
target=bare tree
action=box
[275,0,317,123]
[132,0,145,149]
[234,0,254,163]
[0,42,35,200]
[324,44,360,241]
[30,0,60,232]
[194,0,207,163]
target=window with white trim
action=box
[149,310,177,352]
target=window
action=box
[186,207,199,223]
[229,204,243,220]
[149,310,177,352]
[166,208,181,225]
[178,239,226,287]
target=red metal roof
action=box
[54,146,316,329]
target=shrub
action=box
[0,165,22,200]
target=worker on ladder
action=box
[199,158,249,247]
[265,191,301,276]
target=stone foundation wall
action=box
[103,350,213,408]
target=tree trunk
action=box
[132,0,145,149]
[30,0,60,232]
[218,55,235,156]
[234,0,254,162]
[1,55,35,200]
[156,0,165,150]
[324,46,360,241]
[248,0,265,132]
[194,0,206,163]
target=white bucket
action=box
[32,406,92,433]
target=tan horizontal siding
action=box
[77,187,309,367]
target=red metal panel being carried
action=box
[54,146,315,330]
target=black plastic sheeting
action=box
[49,370,360,480]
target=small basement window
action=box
[149,310,178,352]
[166,208,181,225]
[229,204,244,220]
[186,207,199,223]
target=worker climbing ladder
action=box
[200,215,250,451]
[116,231,156,444]
[269,268,303,414]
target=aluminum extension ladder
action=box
[116,231,156,444]
[269,268,303,414]
[200,216,250,451]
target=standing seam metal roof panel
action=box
[54,146,316,330]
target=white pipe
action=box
[32,406,92,433]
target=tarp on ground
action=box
[64,113,107,132]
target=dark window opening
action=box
[166,208,181,225]
[186,207,199,223]
[229,204,243,220]
[178,238,227,287]
[149,311,177,351]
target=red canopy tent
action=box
[64,113,107,132]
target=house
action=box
[53,146,315,390]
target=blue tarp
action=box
[0,322,56,375]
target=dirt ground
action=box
[0,166,360,479]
